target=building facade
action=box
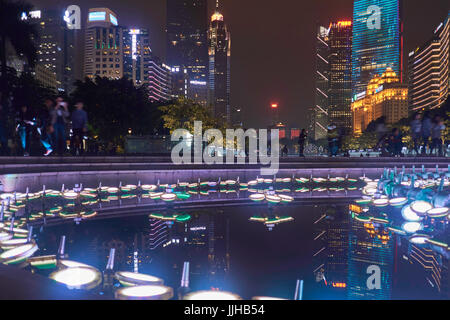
[352,0,403,98]
[328,21,353,134]
[208,7,231,124]
[408,11,450,112]
[314,25,330,141]
[23,9,77,93]
[352,68,408,134]
[166,0,208,106]
[84,8,123,80]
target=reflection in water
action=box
[0,170,448,300]
[26,203,448,300]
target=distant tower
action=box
[208,1,231,124]
[166,0,208,105]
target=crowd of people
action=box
[0,97,88,156]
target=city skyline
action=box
[29,0,449,129]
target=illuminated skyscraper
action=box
[23,8,77,92]
[352,0,403,98]
[84,8,123,79]
[328,21,353,134]
[408,11,450,112]
[123,28,151,87]
[347,218,394,300]
[314,25,330,141]
[166,0,208,105]
[208,3,231,124]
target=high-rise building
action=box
[328,21,353,134]
[314,25,330,141]
[84,8,123,80]
[208,3,231,124]
[352,0,403,98]
[166,0,208,105]
[123,28,151,87]
[148,60,176,102]
[408,11,450,112]
[352,68,408,134]
[347,218,395,300]
[23,9,77,93]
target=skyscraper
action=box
[24,9,77,92]
[166,0,208,105]
[314,25,330,141]
[84,8,123,79]
[352,0,403,98]
[208,2,231,124]
[328,21,353,134]
[408,11,450,112]
[347,218,394,300]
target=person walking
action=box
[38,98,54,156]
[421,111,432,155]
[51,97,69,156]
[0,103,8,156]
[388,128,403,157]
[70,102,88,156]
[430,115,445,157]
[298,129,307,157]
[327,124,339,157]
[15,104,35,156]
[410,113,422,156]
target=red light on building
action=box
[271,103,278,109]
[291,129,300,139]
[337,21,352,27]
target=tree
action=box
[0,0,38,103]
[70,77,160,149]
[159,97,220,134]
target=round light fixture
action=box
[49,267,102,290]
[115,271,164,287]
[115,285,173,300]
[183,290,242,300]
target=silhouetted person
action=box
[51,97,69,155]
[389,128,403,157]
[421,111,432,155]
[430,115,445,157]
[15,105,35,156]
[38,98,54,156]
[71,102,88,156]
[281,144,288,157]
[327,124,339,157]
[0,104,8,155]
[410,112,422,156]
[298,129,307,157]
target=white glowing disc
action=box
[427,207,449,218]
[115,285,173,300]
[115,271,164,286]
[50,267,101,290]
[409,234,431,245]
[389,197,408,206]
[410,201,433,214]
[183,290,241,300]
[402,206,423,222]
[401,222,422,234]
[252,296,287,300]
[0,243,38,263]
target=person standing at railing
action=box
[15,104,35,156]
[0,103,8,156]
[70,102,88,156]
[421,111,432,155]
[50,97,70,156]
[430,115,446,157]
[410,113,422,156]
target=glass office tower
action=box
[352,0,403,98]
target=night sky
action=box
[31,0,450,129]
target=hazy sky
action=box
[31,0,450,128]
